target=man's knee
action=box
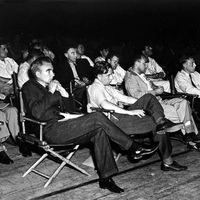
[143,93,156,101]
[91,111,107,120]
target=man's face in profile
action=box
[0,45,8,60]
[65,48,77,63]
[36,62,55,86]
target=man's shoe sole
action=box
[135,145,159,157]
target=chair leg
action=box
[115,153,121,162]
[48,149,91,176]
[22,153,48,177]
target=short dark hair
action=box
[131,52,148,67]
[64,44,77,53]
[179,54,194,65]
[30,56,53,78]
[107,52,120,60]
[0,37,8,46]
[93,61,112,77]
[26,48,44,61]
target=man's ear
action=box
[64,53,68,58]
[107,58,111,63]
[182,62,187,70]
[35,71,40,79]
[97,74,101,80]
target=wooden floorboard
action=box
[0,139,200,200]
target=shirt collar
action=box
[94,78,105,87]
[181,69,190,77]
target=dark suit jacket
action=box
[55,56,94,90]
[22,79,74,124]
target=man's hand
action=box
[82,77,90,84]
[74,79,86,87]
[56,82,69,98]
[48,80,69,98]
[154,86,164,95]
[127,109,145,118]
[48,80,58,94]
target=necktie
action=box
[189,74,196,88]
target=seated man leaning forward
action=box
[21,56,159,194]
[87,61,187,172]
[125,52,200,150]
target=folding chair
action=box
[18,90,90,188]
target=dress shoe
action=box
[0,151,14,164]
[16,136,32,157]
[187,141,200,151]
[156,118,182,132]
[161,161,187,171]
[128,142,159,161]
[99,178,124,193]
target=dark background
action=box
[1,0,200,44]
[2,0,200,74]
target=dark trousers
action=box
[73,86,87,112]
[193,98,200,116]
[44,112,133,179]
[110,94,172,160]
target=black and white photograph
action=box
[1,0,200,199]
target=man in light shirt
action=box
[87,61,188,172]
[0,40,18,96]
[175,55,200,122]
[142,45,171,93]
[0,40,20,155]
[18,49,44,88]
[125,52,200,150]
[76,43,94,67]
[107,53,126,87]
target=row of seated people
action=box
[0,38,200,193]
[21,56,187,193]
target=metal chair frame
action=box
[18,90,90,188]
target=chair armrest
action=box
[90,107,115,114]
[160,92,198,100]
[23,117,47,126]
[19,134,47,146]
[176,92,198,98]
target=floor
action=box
[0,138,200,200]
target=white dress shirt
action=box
[0,57,18,79]
[175,69,200,97]
[87,78,125,112]
[145,56,170,92]
[69,61,80,80]
[110,65,126,85]
[18,61,30,88]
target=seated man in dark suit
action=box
[55,45,94,112]
[22,56,159,193]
